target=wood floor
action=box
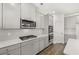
[38,43,65,55]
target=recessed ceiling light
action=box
[10,3,15,6]
[52,11,55,14]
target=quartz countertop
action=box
[0,34,48,49]
[64,38,79,55]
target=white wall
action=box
[53,14,64,44]
[0,29,43,41]
[64,16,76,43]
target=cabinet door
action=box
[30,4,36,21]
[21,44,33,55]
[49,15,53,26]
[36,10,40,28]
[0,48,8,55]
[44,36,49,47]
[21,3,36,21]
[21,3,30,20]
[76,24,79,39]
[0,3,2,29]
[76,16,79,23]
[40,14,44,28]
[8,48,20,55]
[39,38,45,51]
[7,44,20,51]
[36,10,44,28]
[7,43,20,55]
[3,3,20,29]
[0,53,8,55]
[21,41,34,55]
[32,39,40,54]
[40,36,49,49]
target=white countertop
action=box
[0,34,48,49]
[64,38,79,55]
[0,38,21,49]
[38,34,48,38]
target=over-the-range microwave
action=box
[20,18,36,29]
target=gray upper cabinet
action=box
[36,10,45,28]
[0,3,47,29]
[3,3,20,29]
[38,13,45,28]
[0,3,2,29]
[1,3,45,29]
[49,15,53,26]
[21,3,36,21]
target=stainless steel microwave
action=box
[20,18,36,29]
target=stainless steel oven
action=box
[48,26,53,43]
[48,26,53,33]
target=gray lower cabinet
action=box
[44,36,49,48]
[8,48,20,55]
[0,48,8,55]
[0,36,49,55]
[32,39,40,54]
[21,41,34,55]
[21,38,40,55]
[21,44,33,55]
[7,44,20,55]
[0,43,20,55]
[39,36,49,51]
[39,38,45,51]
[0,53,8,55]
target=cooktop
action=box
[19,35,37,41]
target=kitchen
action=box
[1,3,79,55]
[0,3,55,55]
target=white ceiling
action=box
[34,3,79,16]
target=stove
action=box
[19,35,37,41]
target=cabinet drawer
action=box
[21,40,33,47]
[7,44,20,51]
[33,38,39,42]
[0,47,7,54]
[21,44,33,55]
[0,53,7,55]
[39,37,44,41]
[39,39,45,51]
[8,48,20,55]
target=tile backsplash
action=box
[0,29,43,41]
